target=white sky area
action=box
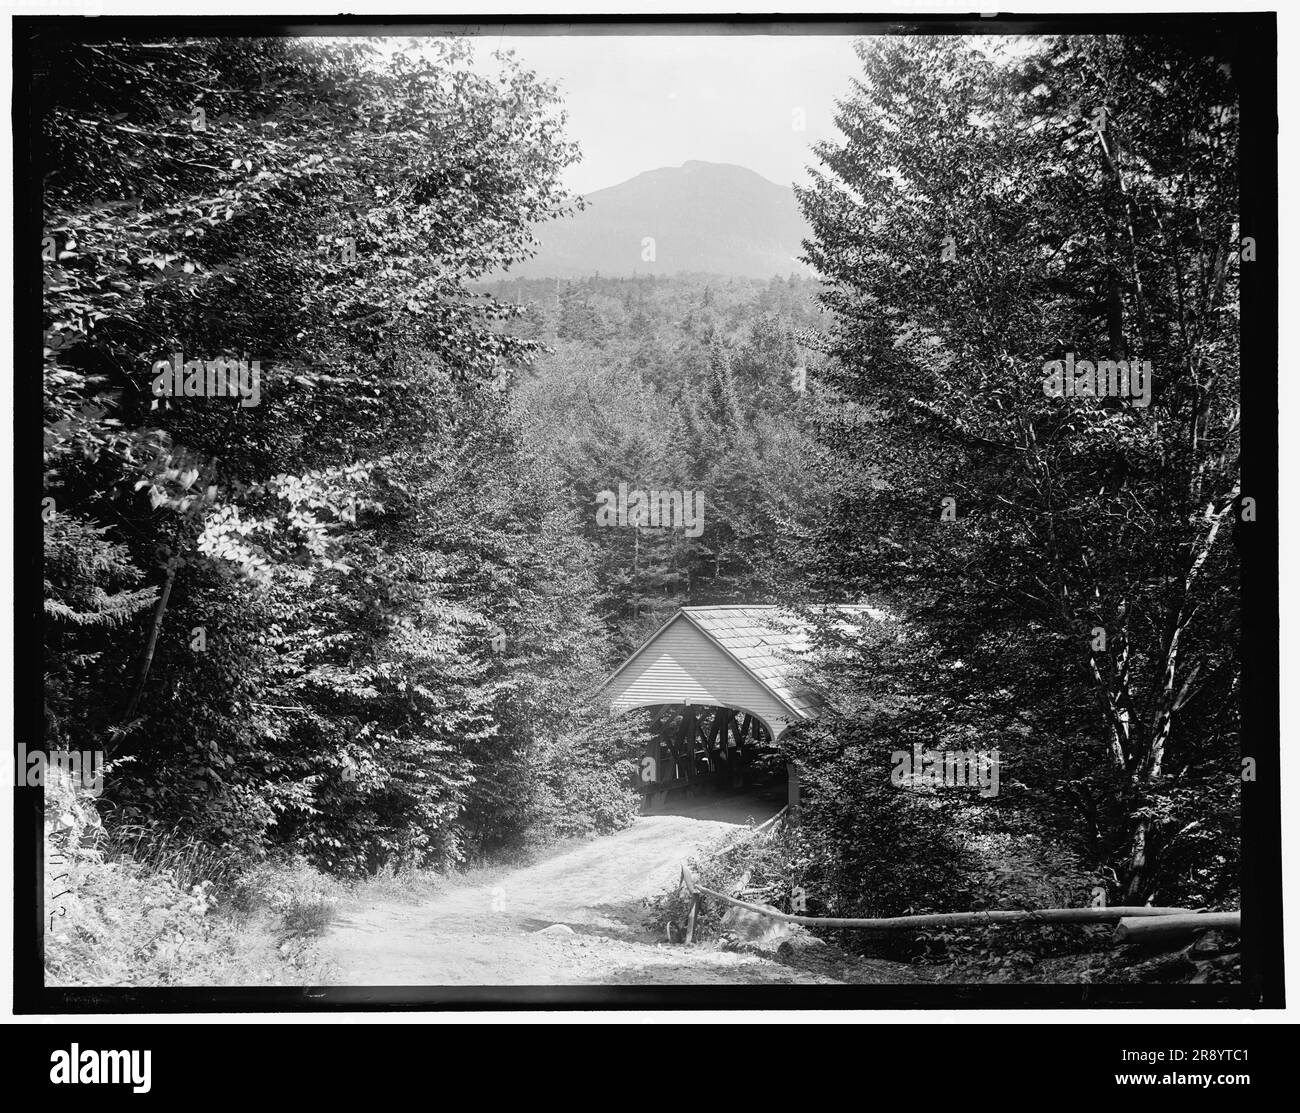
[469,35,866,196]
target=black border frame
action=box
[12,10,1281,1013]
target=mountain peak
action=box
[505,162,809,279]
[677,159,756,174]
[620,160,779,189]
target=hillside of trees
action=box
[478,273,829,652]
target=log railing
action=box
[678,860,1239,943]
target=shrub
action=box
[44,767,337,986]
[518,715,643,845]
[228,858,343,934]
[644,823,809,944]
[915,812,1112,980]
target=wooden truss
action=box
[637,704,770,801]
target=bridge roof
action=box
[600,604,882,735]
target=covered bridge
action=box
[598,605,879,814]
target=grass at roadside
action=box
[44,769,341,987]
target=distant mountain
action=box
[502,161,811,279]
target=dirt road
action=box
[317,795,846,985]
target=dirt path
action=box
[317,795,845,985]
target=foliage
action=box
[44,767,335,986]
[507,274,832,647]
[644,823,811,944]
[39,34,626,871]
[793,34,1241,907]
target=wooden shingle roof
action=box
[677,606,821,718]
[600,604,883,733]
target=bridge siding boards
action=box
[601,604,882,736]
[601,611,799,740]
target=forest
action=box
[38,33,1244,984]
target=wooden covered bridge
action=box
[598,605,879,816]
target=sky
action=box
[473,35,865,196]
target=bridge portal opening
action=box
[633,703,788,815]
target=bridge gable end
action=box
[603,614,798,738]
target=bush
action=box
[44,767,338,986]
[915,813,1112,980]
[644,823,810,944]
[228,858,343,934]
[778,716,989,959]
[796,769,974,961]
[518,715,643,845]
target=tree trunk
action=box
[1122,493,1237,900]
[115,558,177,744]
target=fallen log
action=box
[1113,911,1240,945]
